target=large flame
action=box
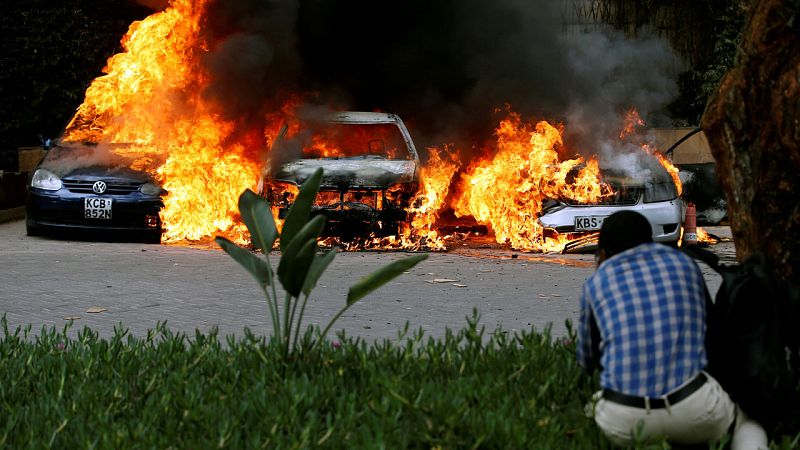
[62,0,260,243]
[60,0,689,252]
[400,146,461,250]
[452,112,610,252]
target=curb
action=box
[0,206,25,224]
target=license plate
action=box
[84,197,112,219]
[575,215,606,231]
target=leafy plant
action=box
[215,168,427,355]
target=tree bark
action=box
[701,0,800,282]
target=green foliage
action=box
[216,168,428,355]
[0,1,150,164]
[671,0,749,124]
[2,315,797,448]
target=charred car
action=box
[539,164,682,246]
[26,143,164,242]
[262,112,419,237]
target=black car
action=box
[26,143,164,242]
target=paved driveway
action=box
[0,219,732,342]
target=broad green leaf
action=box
[302,249,337,296]
[347,254,428,305]
[215,237,272,286]
[280,168,323,251]
[278,215,325,275]
[279,239,317,297]
[238,189,277,253]
[289,214,327,251]
[276,214,326,281]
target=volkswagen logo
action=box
[92,181,107,194]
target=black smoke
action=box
[194,0,682,159]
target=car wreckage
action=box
[261,112,419,237]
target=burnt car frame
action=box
[262,112,419,237]
[26,143,164,243]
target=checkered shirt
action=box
[577,243,707,397]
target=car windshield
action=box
[562,163,678,206]
[301,123,411,160]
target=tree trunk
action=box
[701,0,800,282]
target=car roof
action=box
[325,111,400,124]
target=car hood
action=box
[52,166,152,184]
[276,159,417,189]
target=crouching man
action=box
[577,211,736,446]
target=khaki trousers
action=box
[592,372,735,447]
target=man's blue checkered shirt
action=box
[577,243,707,397]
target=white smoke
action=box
[41,143,136,177]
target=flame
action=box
[654,151,683,196]
[620,109,683,196]
[620,108,646,140]
[452,112,610,252]
[61,0,272,244]
[308,135,343,158]
[400,146,461,250]
[61,0,685,253]
[696,227,718,244]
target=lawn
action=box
[0,315,797,449]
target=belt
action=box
[602,372,707,409]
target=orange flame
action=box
[400,146,461,250]
[61,0,686,253]
[697,227,718,244]
[452,112,610,252]
[620,108,646,140]
[61,0,267,244]
[654,151,683,197]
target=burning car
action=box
[538,165,682,246]
[26,143,164,243]
[262,112,419,238]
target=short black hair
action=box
[598,211,653,257]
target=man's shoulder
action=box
[615,243,694,265]
[641,243,699,269]
[593,243,698,280]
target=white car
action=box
[538,167,682,248]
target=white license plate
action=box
[84,197,112,219]
[575,215,606,231]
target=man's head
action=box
[596,210,653,264]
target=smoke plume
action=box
[191,0,683,164]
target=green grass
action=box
[0,315,797,449]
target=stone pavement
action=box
[0,219,733,342]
